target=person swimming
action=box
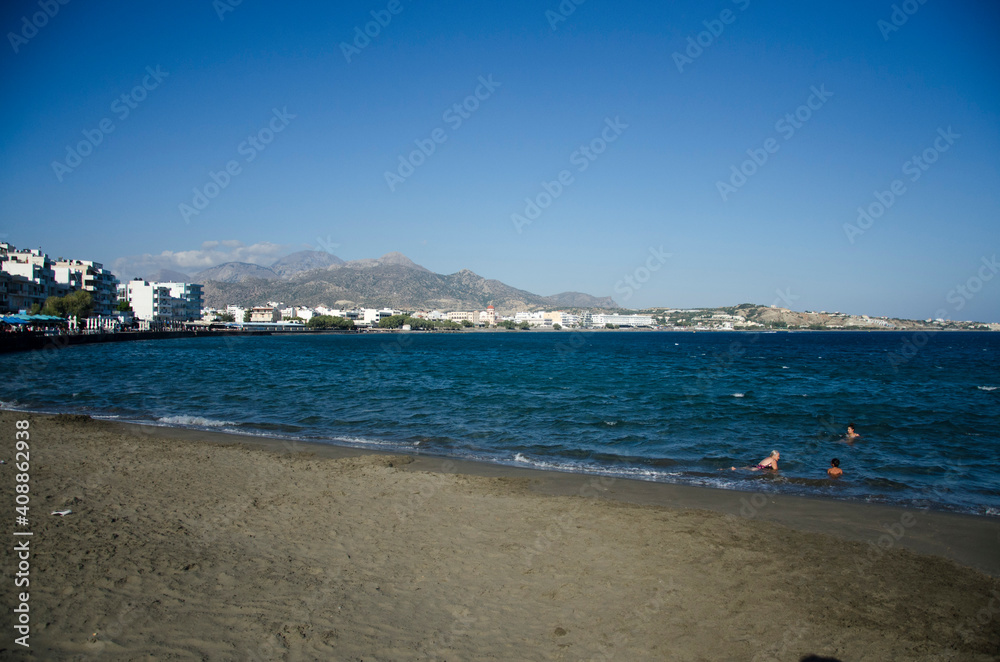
[731,450,779,471]
[845,423,860,442]
[827,458,843,478]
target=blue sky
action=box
[1,0,998,320]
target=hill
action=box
[200,253,618,312]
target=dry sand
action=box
[1,411,998,661]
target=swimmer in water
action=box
[845,423,860,442]
[731,450,779,471]
[827,458,843,478]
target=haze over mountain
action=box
[196,252,617,312]
[269,250,345,278]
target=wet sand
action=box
[1,411,998,660]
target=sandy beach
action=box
[1,411,998,661]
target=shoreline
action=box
[2,410,998,659]
[5,404,1000,533]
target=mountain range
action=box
[161,251,618,312]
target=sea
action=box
[2,330,998,516]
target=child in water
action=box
[827,458,843,478]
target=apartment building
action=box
[52,258,119,316]
[118,279,203,322]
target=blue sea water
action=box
[2,330,998,516]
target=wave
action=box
[977,386,997,391]
[157,415,239,428]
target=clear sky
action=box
[1,0,998,320]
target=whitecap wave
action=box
[158,415,238,428]
[513,452,529,463]
[329,435,417,448]
[977,386,997,392]
[732,393,745,398]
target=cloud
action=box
[112,240,300,280]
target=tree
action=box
[116,299,133,313]
[461,320,473,328]
[42,290,93,318]
[379,315,408,329]
[518,321,531,330]
[552,323,562,330]
[244,310,252,323]
[216,312,235,323]
[308,315,354,330]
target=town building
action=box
[446,311,480,325]
[0,244,56,311]
[157,283,203,322]
[590,313,655,327]
[363,308,398,326]
[118,279,204,322]
[250,306,280,323]
[52,258,120,316]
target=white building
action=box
[363,308,398,326]
[0,244,56,311]
[118,280,178,322]
[52,258,119,316]
[226,305,247,322]
[157,282,203,321]
[118,279,203,322]
[591,313,655,327]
